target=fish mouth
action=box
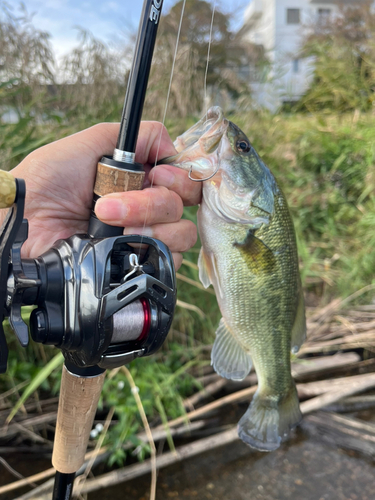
[160,106,228,179]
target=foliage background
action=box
[1,0,375,464]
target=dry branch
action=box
[300,373,375,414]
[325,395,375,413]
[299,331,375,355]
[14,478,55,500]
[183,378,227,410]
[303,412,375,459]
[0,412,56,440]
[0,421,207,497]
[74,372,375,496]
[292,352,360,378]
[307,297,342,326]
[297,372,375,399]
[76,427,239,496]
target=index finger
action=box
[136,122,176,165]
[150,164,202,206]
[133,121,202,206]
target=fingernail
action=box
[95,197,128,222]
[152,167,175,187]
[123,226,153,237]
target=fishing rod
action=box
[0,1,175,498]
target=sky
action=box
[20,0,249,59]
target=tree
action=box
[162,0,232,84]
[57,29,127,122]
[144,0,257,119]
[299,1,375,112]
[0,2,55,113]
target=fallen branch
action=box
[11,369,375,498]
[325,395,375,413]
[327,319,375,337]
[74,369,375,497]
[300,373,375,414]
[76,427,239,496]
[299,331,375,355]
[157,386,257,431]
[0,421,207,497]
[183,378,227,410]
[0,412,57,440]
[14,477,55,500]
[0,397,58,422]
[307,297,342,328]
[292,352,360,379]
[303,412,375,459]
[297,372,375,399]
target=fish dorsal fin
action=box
[234,231,276,275]
[198,247,224,299]
[211,318,253,381]
[290,284,306,353]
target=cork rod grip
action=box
[52,366,106,474]
[94,161,145,197]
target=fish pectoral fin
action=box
[211,318,252,381]
[290,285,306,353]
[198,247,224,298]
[198,247,212,288]
[234,231,276,275]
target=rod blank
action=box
[116,0,164,155]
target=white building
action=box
[238,0,367,110]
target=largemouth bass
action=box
[162,107,306,451]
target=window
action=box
[318,8,331,17]
[317,8,331,23]
[287,8,300,24]
[292,59,299,73]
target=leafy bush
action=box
[299,2,375,112]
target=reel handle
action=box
[0,170,17,208]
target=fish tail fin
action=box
[237,383,301,452]
[211,318,252,381]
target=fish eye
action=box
[236,140,251,154]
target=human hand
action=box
[7,122,202,269]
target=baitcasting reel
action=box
[0,174,176,374]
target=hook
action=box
[188,163,220,182]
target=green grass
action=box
[2,100,375,463]
[231,110,375,301]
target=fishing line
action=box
[137,0,187,260]
[204,0,216,121]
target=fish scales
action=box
[200,187,298,390]
[161,107,306,452]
